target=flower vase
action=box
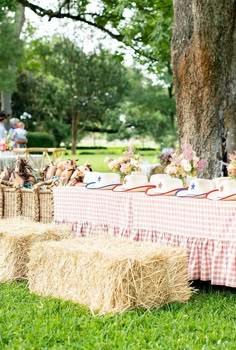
[120,174,126,184]
[184,176,196,187]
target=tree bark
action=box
[71,111,78,155]
[1,92,12,114]
[172,0,236,178]
[1,4,25,115]
[15,3,25,35]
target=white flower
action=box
[181,159,192,172]
[166,165,177,175]
[130,159,139,168]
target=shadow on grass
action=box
[191,280,236,294]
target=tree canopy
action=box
[15,0,173,79]
[12,34,175,148]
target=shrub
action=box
[27,132,56,148]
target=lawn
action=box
[64,147,159,172]
[0,282,236,349]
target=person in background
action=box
[13,121,27,148]
[0,111,7,140]
[8,117,20,141]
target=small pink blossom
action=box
[165,143,206,179]
[105,145,141,175]
[181,143,193,161]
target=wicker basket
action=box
[0,184,53,223]
[0,186,3,219]
[21,189,40,221]
[38,189,54,223]
[2,187,21,219]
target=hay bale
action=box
[28,236,192,314]
[0,217,72,282]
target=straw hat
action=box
[86,172,121,190]
[176,178,215,198]
[146,176,185,196]
[113,173,154,192]
[207,179,236,201]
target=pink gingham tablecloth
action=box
[131,194,236,287]
[53,187,133,237]
[53,187,236,287]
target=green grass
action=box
[64,148,159,172]
[0,282,236,349]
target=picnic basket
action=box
[0,182,53,223]
[38,187,54,223]
[0,183,21,219]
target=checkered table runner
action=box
[54,187,236,287]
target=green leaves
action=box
[15,0,173,79]
[13,36,130,145]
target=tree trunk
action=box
[0,4,25,114]
[71,111,78,155]
[15,4,25,35]
[171,0,236,178]
[1,92,12,114]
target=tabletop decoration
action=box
[165,143,207,186]
[104,144,141,178]
[0,134,12,152]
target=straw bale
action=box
[28,236,192,314]
[0,217,72,282]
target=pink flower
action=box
[181,143,193,161]
[165,143,206,178]
[120,163,128,173]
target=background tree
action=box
[15,0,174,92]
[0,2,25,114]
[111,68,176,146]
[13,36,129,152]
[16,0,236,176]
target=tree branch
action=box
[16,0,123,41]
[16,0,162,65]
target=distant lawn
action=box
[64,147,159,172]
[0,282,236,349]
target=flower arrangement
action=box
[0,138,7,151]
[227,152,236,179]
[0,135,12,151]
[165,143,207,181]
[105,145,141,175]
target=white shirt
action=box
[13,127,27,140]
[0,123,7,140]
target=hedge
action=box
[27,132,56,148]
